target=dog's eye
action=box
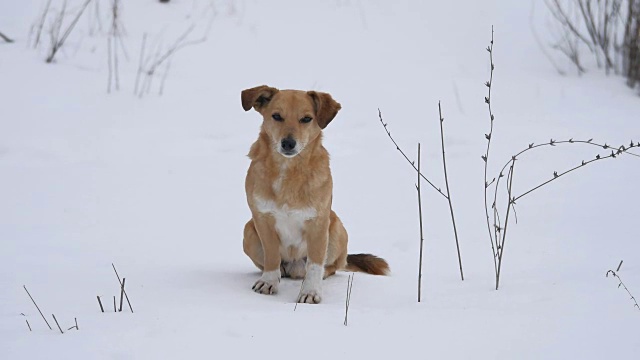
[272,113,284,122]
[300,116,313,124]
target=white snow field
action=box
[1,0,639,358]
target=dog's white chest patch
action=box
[254,197,316,256]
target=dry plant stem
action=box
[344,274,354,326]
[112,263,134,312]
[617,260,624,271]
[606,269,640,311]
[491,139,639,231]
[0,31,14,43]
[416,143,425,302]
[34,0,52,48]
[97,296,104,312]
[379,107,463,281]
[113,296,116,312]
[68,317,78,330]
[26,320,32,332]
[52,314,64,334]
[378,109,446,198]
[137,25,207,97]
[495,159,516,290]
[134,34,148,95]
[438,102,464,281]
[46,0,92,63]
[107,37,113,93]
[159,56,173,96]
[513,141,638,202]
[483,27,499,276]
[294,278,305,311]
[107,0,122,93]
[23,285,52,330]
[119,278,126,312]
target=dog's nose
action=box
[281,137,297,152]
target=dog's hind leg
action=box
[323,211,348,278]
[243,219,264,271]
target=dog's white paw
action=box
[297,290,321,304]
[297,263,323,304]
[252,270,280,295]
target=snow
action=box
[1,0,639,359]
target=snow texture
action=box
[0,0,638,359]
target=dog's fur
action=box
[241,85,389,304]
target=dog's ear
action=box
[241,85,279,112]
[307,91,341,129]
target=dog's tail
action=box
[345,254,390,275]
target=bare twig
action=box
[495,158,516,290]
[293,278,305,311]
[416,143,424,302]
[67,318,78,330]
[119,278,126,312]
[378,110,446,198]
[23,285,52,330]
[438,102,464,281]
[52,314,64,334]
[46,0,93,63]
[606,269,640,311]
[513,141,638,202]
[617,260,624,271]
[483,27,500,277]
[112,263,134,313]
[484,27,638,290]
[343,273,354,326]
[136,24,209,97]
[134,33,148,95]
[26,319,32,331]
[0,31,14,43]
[33,0,52,48]
[107,0,123,93]
[96,296,104,312]
[113,296,116,312]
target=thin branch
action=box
[119,278,126,312]
[33,0,52,48]
[438,102,464,281]
[52,314,64,334]
[96,296,104,312]
[293,278,305,311]
[483,27,499,277]
[495,158,516,290]
[513,142,638,202]
[134,33,147,95]
[112,263,134,312]
[0,31,14,43]
[491,139,638,212]
[617,260,623,271]
[26,319,32,331]
[377,109,447,198]
[23,285,52,330]
[416,143,424,302]
[606,269,640,311]
[344,273,354,326]
[46,0,93,63]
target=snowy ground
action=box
[1,1,639,359]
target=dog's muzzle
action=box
[280,136,298,157]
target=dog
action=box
[241,85,389,304]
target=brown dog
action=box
[241,85,389,304]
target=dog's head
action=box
[241,85,341,158]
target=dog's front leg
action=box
[252,216,282,295]
[298,216,330,304]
